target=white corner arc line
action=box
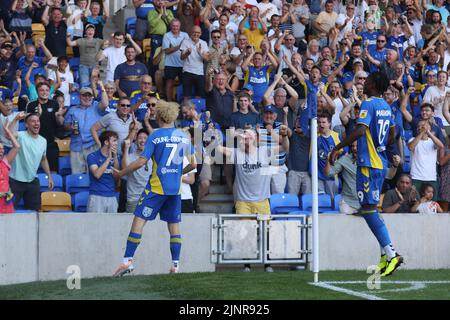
[309,282,385,300]
[323,280,450,284]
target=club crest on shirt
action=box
[142,206,153,218]
[359,110,368,119]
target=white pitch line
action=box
[310,282,385,300]
[323,280,450,284]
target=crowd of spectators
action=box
[0,0,450,215]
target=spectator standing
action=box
[147,0,174,75]
[47,56,75,108]
[423,70,450,127]
[87,130,120,213]
[382,174,419,213]
[162,19,189,101]
[0,100,20,153]
[122,129,152,213]
[177,0,201,36]
[205,71,234,132]
[9,113,54,211]
[114,45,148,98]
[63,86,108,173]
[84,1,108,39]
[41,6,67,58]
[0,40,24,89]
[324,141,360,214]
[0,121,20,214]
[8,0,33,37]
[130,75,159,123]
[312,0,338,48]
[26,82,66,172]
[239,12,268,52]
[408,120,444,201]
[66,24,103,88]
[96,32,142,83]
[230,92,260,129]
[180,26,210,99]
[132,0,154,44]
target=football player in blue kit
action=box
[113,100,196,276]
[329,72,404,277]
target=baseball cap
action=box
[85,24,96,30]
[80,87,94,95]
[341,73,354,83]
[243,84,254,92]
[264,105,277,113]
[353,58,363,65]
[1,41,13,49]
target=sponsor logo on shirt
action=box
[161,167,178,174]
[360,110,368,119]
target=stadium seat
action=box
[301,193,333,212]
[58,156,72,176]
[32,23,45,35]
[270,193,302,215]
[125,17,137,37]
[18,121,26,131]
[74,191,89,212]
[190,98,206,113]
[65,174,90,194]
[41,192,72,212]
[38,173,64,192]
[55,138,70,157]
[69,57,80,72]
[321,193,341,214]
[70,92,80,106]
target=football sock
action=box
[383,244,397,261]
[124,232,142,259]
[361,210,392,248]
[170,235,182,264]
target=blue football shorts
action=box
[134,190,182,223]
[356,167,386,206]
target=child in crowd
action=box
[412,183,443,214]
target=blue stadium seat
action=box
[176,85,183,102]
[125,17,137,37]
[70,92,80,106]
[69,57,80,71]
[65,174,90,194]
[74,191,89,212]
[18,121,26,131]
[190,98,206,113]
[38,173,64,192]
[270,193,301,215]
[58,156,72,176]
[301,193,334,212]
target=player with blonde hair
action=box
[113,100,196,276]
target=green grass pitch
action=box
[1,269,449,300]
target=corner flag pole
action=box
[311,117,319,283]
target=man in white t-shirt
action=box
[423,70,450,126]
[48,56,75,108]
[180,26,210,99]
[335,3,359,42]
[257,0,279,26]
[96,32,143,83]
[408,120,444,201]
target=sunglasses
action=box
[120,104,131,107]
[148,103,156,107]
[377,40,386,43]
[358,77,367,80]
[142,82,152,85]
[212,36,221,39]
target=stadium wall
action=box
[1,213,450,285]
[317,214,450,270]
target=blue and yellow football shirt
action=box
[356,97,395,170]
[140,128,194,195]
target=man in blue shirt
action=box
[63,86,108,173]
[113,101,197,276]
[114,45,148,98]
[330,72,404,277]
[87,130,121,213]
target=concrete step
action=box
[201,193,234,203]
[198,202,235,214]
[209,183,227,194]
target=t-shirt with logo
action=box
[140,127,194,195]
[244,65,272,104]
[114,61,149,97]
[87,149,120,197]
[232,147,271,202]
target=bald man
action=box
[130,74,160,122]
[180,26,210,99]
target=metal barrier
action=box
[211,214,311,266]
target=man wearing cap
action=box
[63,86,109,173]
[258,104,291,194]
[42,6,67,58]
[0,41,22,89]
[26,82,66,172]
[67,24,103,88]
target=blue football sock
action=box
[361,210,392,248]
[170,235,182,263]
[124,232,142,258]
